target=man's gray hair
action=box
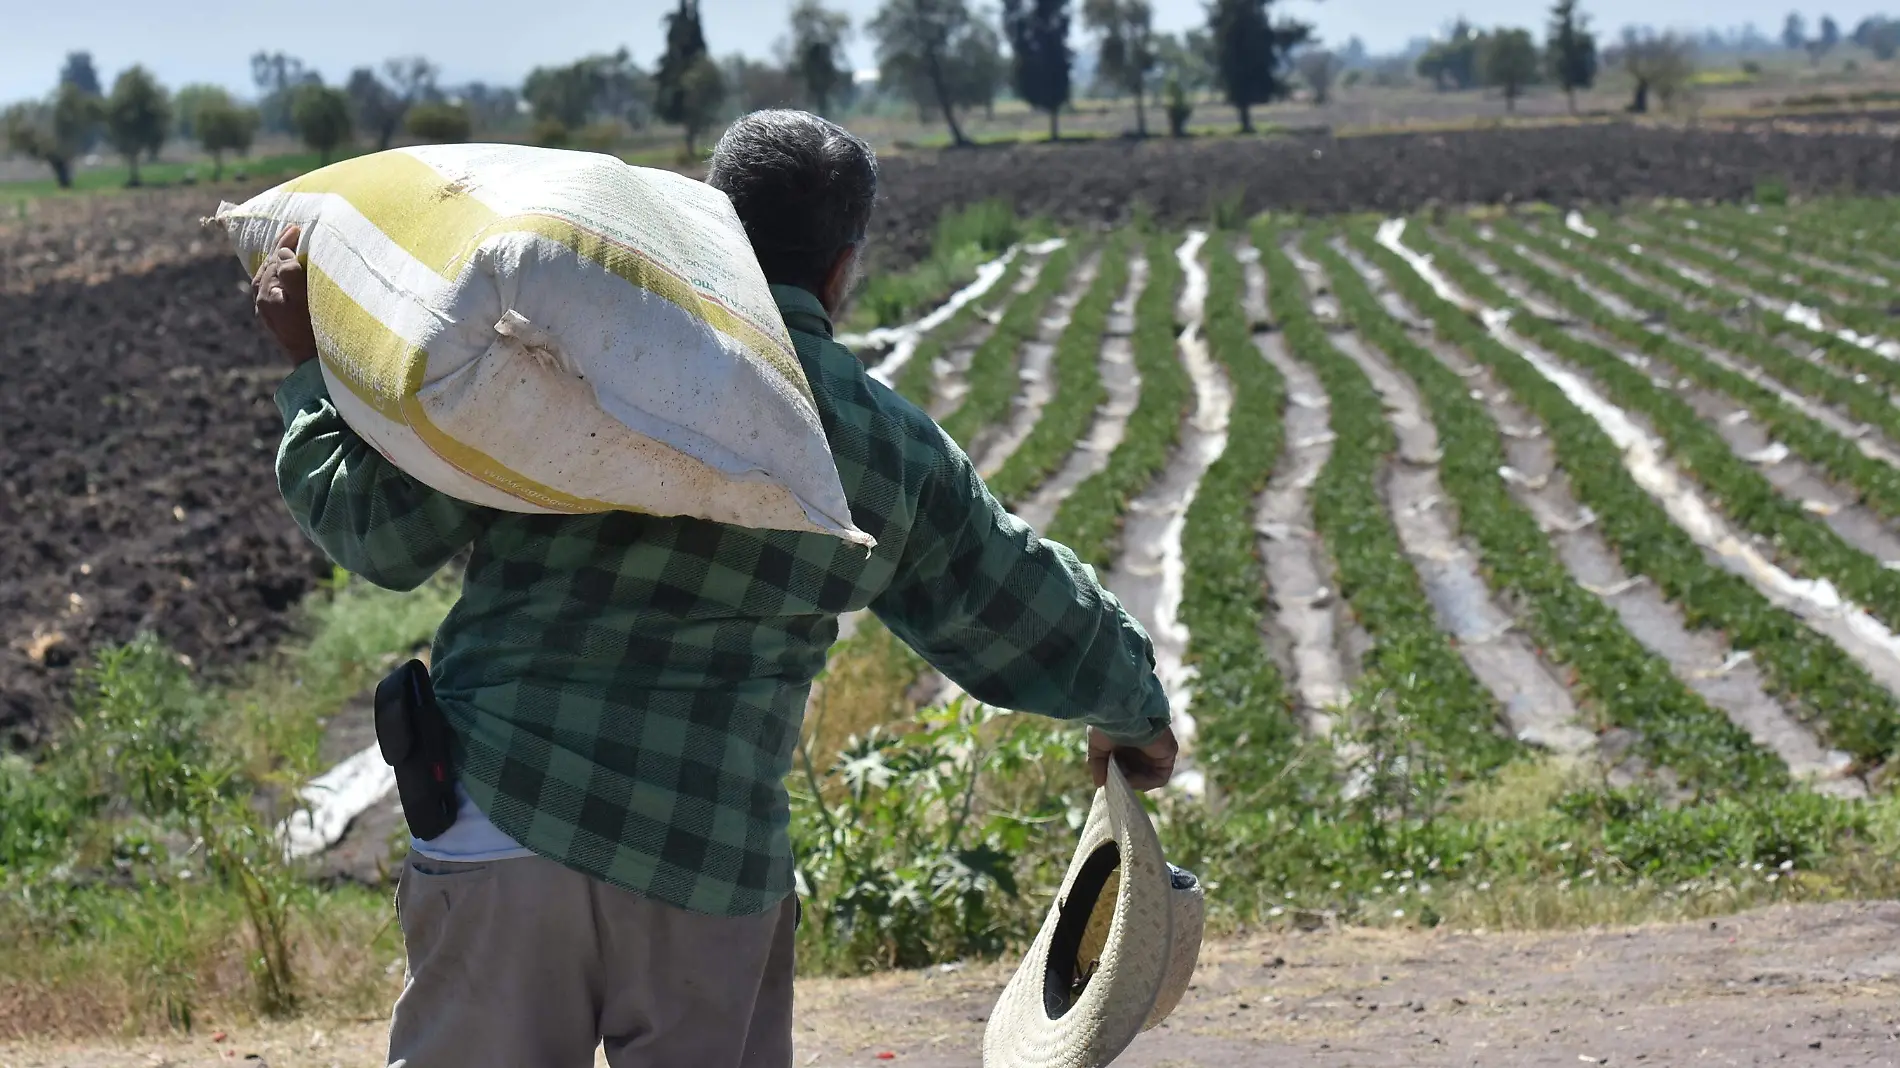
[707,110,879,295]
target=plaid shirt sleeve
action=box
[273,360,489,591]
[870,421,1172,746]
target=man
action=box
[252,109,1176,1068]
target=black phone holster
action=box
[373,658,458,841]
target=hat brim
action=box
[982,761,1176,1068]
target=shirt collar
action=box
[770,284,834,340]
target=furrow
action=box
[1241,248,1365,737]
[1045,233,1190,571]
[1289,242,1591,756]
[1103,231,1227,768]
[1010,253,1147,535]
[1334,237,1854,794]
[1505,220,1900,473]
[926,251,1052,422]
[1365,219,1900,774]
[1445,227,1900,564]
[1263,224,1516,782]
[970,249,1104,478]
[1405,223,1900,632]
[1179,236,1303,797]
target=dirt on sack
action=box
[2,901,1896,1067]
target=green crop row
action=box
[1691,208,1897,311]
[987,236,1131,507]
[1506,218,1900,455]
[1411,224,1900,625]
[1615,216,1898,362]
[1046,232,1189,572]
[1260,223,1514,782]
[938,242,1081,449]
[1575,219,1900,398]
[892,251,1029,407]
[1354,223,1900,765]
[1310,232,1783,794]
[1460,219,1900,528]
[1661,211,1895,319]
[1177,232,1301,798]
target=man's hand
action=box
[252,225,319,369]
[1088,726,1178,792]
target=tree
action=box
[1854,16,1900,59]
[1546,0,1597,113]
[1612,28,1695,113]
[1782,12,1807,51]
[1297,49,1341,105]
[406,101,472,143]
[723,54,801,112]
[1004,0,1072,140]
[1480,28,1539,111]
[251,53,318,134]
[291,84,353,164]
[4,84,101,188]
[1083,0,1158,136]
[347,57,438,151]
[1417,19,1481,90]
[656,0,725,153]
[60,52,103,97]
[195,100,259,180]
[869,0,990,146]
[1162,71,1194,135]
[950,16,1007,117]
[790,0,854,114]
[1810,15,1840,63]
[173,84,229,142]
[450,82,523,135]
[1154,29,1216,92]
[1208,0,1313,133]
[104,67,170,187]
[523,50,649,143]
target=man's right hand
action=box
[252,224,320,369]
[1087,726,1178,792]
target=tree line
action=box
[4,0,1326,188]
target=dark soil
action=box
[868,121,1900,264]
[0,257,326,747]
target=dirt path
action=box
[8,902,1898,1068]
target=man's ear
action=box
[820,245,859,318]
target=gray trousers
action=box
[387,853,796,1068]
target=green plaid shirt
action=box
[274,283,1169,916]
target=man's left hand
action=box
[252,224,319,369]
[1088,726,1178,792]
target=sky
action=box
[3,0,1893,103]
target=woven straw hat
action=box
[982,760,1206,1068]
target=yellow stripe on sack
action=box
[305,263,615,513]
[282,152,498,278]
[284,153,810,404]
[306,264,414,422]
[468,215,814,405]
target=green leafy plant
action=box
[790,700,1086,973]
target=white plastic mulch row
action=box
[1380,218,1900,698]
[858,238,1069,390]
